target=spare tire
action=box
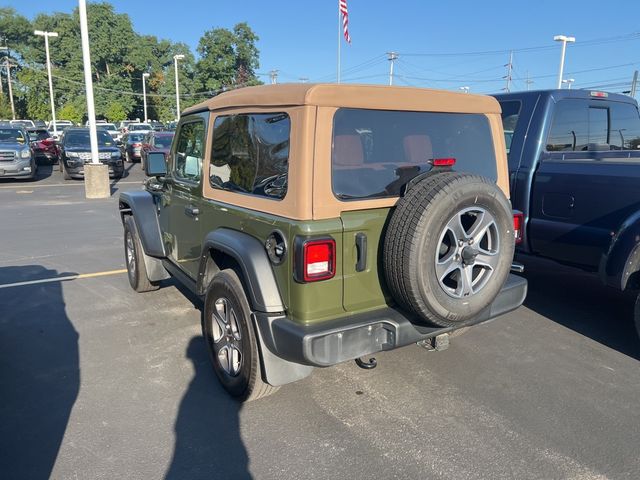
[384,172,515,328]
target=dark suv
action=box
[58,128,124,180]
[119,84,527,401]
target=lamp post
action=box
[34,30,59,136]
[0,46,15,120]
[562,78,575,90]
[554,35,575,89]
[142,72,150,123]
[173,54,185,120]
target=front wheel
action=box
[202,270,278,402]
[634,292,640,341]
[123,216,159,293]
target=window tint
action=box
[588,107,608,147]
[610,102,640,150]
[546,100,588,151]
[174,120,205,182]
[331,108,497,200]
[499,100,521,156]
[210,113,290,199]
[153,135,174,148]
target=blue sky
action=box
[6,0,640,95]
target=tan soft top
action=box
[183,83,502,115]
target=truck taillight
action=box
[513,211,524,245]
[299,238,336,282]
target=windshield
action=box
[0,128,26,143]
[64,130,115,147]
[28,130,50,141]
[129,124,150,131]
[97,124,117,130]
[153,135,173,148]
[11,120,33,127]
[128,134,145,143]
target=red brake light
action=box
[302,239,336,282]
[590,91,608,98]
[513,211,524,245]
[432,157,456,167]
[132,143,141,147]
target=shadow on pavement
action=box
[165,336,250,480]
[0,266,80,479]
[519,255,640,360]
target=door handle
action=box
[185,206,200,217]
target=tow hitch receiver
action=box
[418,333,450,352]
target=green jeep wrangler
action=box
[119,84,527,401]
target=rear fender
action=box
[599,210,640,290]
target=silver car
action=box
[0,126,37,180]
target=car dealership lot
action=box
[1,165,639,480]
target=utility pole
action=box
[269,70,279,85]
[0,46,15,120]
[173,54,185,120]
[34,30,59,136]
[503,51,513,93]
[630,70,638,98]
[554,35,575,89]
[387,52,398,86]
[525,71,534,91]
[142,72,150,123]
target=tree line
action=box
[0,3,261,123]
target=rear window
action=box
[153,135,173,148]
[331,108,497,200]
[29,130,50,141]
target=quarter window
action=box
[210,113,290,200]
[173,120,205,182]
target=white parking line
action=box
[0,181,142,189]
[0,269,127,289]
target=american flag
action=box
[339,0,351,44]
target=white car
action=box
[97,123,121,141]
[127,123,153,134]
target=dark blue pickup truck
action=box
[493,89,640,325]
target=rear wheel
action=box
[384,172,515,328]
[634,291,640,341]
[123,216,159,293]
[202,270,278,402]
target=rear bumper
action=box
[255,274,527,367]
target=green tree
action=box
[58,101,84,124]
[105,101,126,122]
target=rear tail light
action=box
[513,211,524,245]
[41,138,54,147]
[431,157,456,167]
[133,143,141,147]
[296,238,336,282]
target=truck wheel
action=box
[202,269,278,402]
[123,216,159,293]
[384,172,515,328]
[634,292,640,340]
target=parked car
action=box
[119,84,527,401]
[140,131,174,167]
[97,123,121,141]
[0,126,37,180]
[127,123,153,135]
[33,120,47,128]
[27,127,58,164]
[148,120,164,131]
[493,89,640,325]
[121,132,145,163]
[164,121,177,132]
[58,127,123,180]
[118,120,138,135]
[10,119,35,128]
[48,120,74,140]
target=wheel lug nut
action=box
[458,240,464,247]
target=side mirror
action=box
[145,152,167,177]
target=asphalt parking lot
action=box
[1,163,639,480]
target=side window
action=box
[610,102,640,150]
[499,100,521,156]
[546,100,588,151]
[173,120,205,183]
[210,112,290,200]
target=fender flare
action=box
[118,190,166,258]
[599,210,640,290]
[197,228,285,313]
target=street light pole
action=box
[34,30,59,136]
[387,52,398,86]
[554,35,575,89]
[0,46,16,120]
[173,54,184,120]
[142,72,150,123]
[562,78,575,89]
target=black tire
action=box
[123,216,159,293]
[634,292,640,341]
[125,151,131,163]
[202,269,278,402]
[384,172,515,328]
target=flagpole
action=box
[337,0,341,83]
